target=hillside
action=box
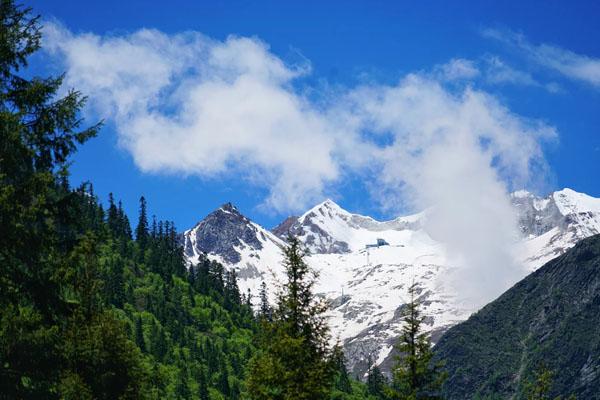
[434,234,600,399]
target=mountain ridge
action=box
[181,188,600,376]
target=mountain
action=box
[182,202,286,285]
[434,233,600,399]
[181,188,600,376]
[515,188,600,269]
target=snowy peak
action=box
[553,188,600,216]
[273,198,354,254]
[182,202,282,265]
[511,188,600,238]
[274,198,425,254]
[299,198,351,223]
[512,188,600,268]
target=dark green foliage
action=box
[388,282,446,400]
[434,234,600,399]
[245,236,337,400]
[332,346,353,395]
[259,280,272,321]
[0,2,257,398]
[197,368,210,400]
[135,315,147,352]
[136,196,149,254]
[69,190,258,399]
[366,364,388,399]
[523,365,553,400]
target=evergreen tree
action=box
[108,193,120,237]
[136,196,149,256]
[388,282,446,400]
[332,346,353,394]
[197,368,210,400]
[259,280,272,321]
[174,367,191,400]
[135,316,146,353]
[367,363,388,399]
[218,361,231,397]
[245,236,335,400]
[523,365,576,400]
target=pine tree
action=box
[117,201,132,240]
[367,363,388,399]
[136,196,149,256]
[135,316,146,353]
[174,367,191,399]
[389,282,446,400]
[259,280,272,321]
[108,193,120,237]
[332,345,353,394]
[218,361,231,397]
[197,368,210,400]
[245,236,335,400]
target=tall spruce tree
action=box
[245,236,335,400]
[388,282,446,400]
[331,345,353,395]
[135,316,146,353]
[197,368,210,400]
[367,363,388,399]
[136,196,149,256]
[259,280,272,321]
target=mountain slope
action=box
[181,189,600,376]
[434,233,600,399]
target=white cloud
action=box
[44,23,342,212]
[435,58,480,81]
[484,56,537,85]
[336,75,555,306]
[44,23,557,306]
[484,28,600,88]
[437,55,560,92]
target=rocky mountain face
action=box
[181,188,600,377]
[182,203,285,281]
[434,233,600,399]
[515,189,600,269]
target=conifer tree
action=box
[197,368,210,400]
[218,361,231,397]
[136,196,149,255]
[332,345,353,394]
[367,363,388,399]
[259,280,272,321]
[245,236,335,400]
[108,193,120,236]
[135,316,146,353]
[388,282,446,400]
[523,365,576,400]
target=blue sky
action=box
[29,0,600,230]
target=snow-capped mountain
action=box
[181,188,600,376]
[182,203,286,289]
[515,188,600,270]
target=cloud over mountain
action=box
[44,23,557,304]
